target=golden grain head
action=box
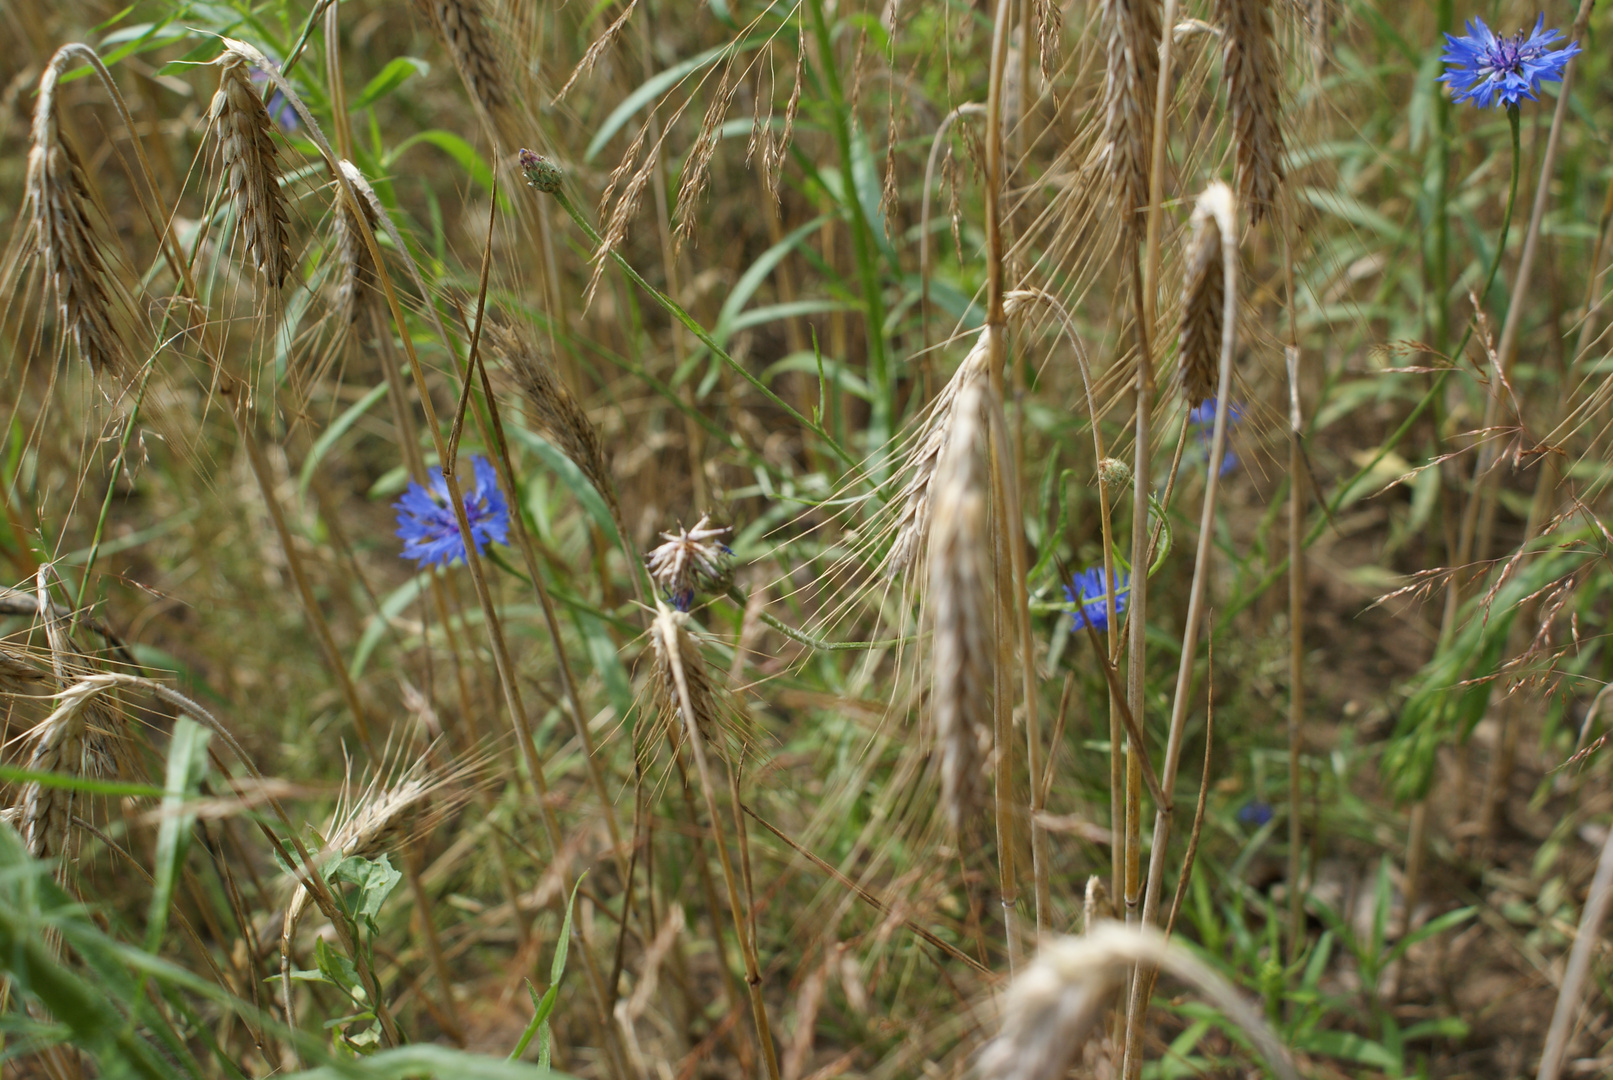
[1177,206,1224,407]
[26,58,127,374]
[925,376,993,833]
[1216,0,1285,223]
[417,0,506,113]
[211,50,294,288]
[1101,0,1161,222]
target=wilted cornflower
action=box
[394,456,510,568]
[1188,399,1244,477]
[646,515,733,611]
[1064,567,1130,633]
[1440,15,1580,110]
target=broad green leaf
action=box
[353,57,429,110]
[147,716,212,953]
[388,131,494,194]
[506,426,620,547]
[300,382,390,497]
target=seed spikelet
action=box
[1216,0,1285,223]
[211,49,293,288]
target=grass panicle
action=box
[417,0,507,113]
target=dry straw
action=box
[211,48,293,288]
[1177,204,1224,406]
[978,924,1298,1080]
[1215,0,1285,223]
[1101,0,1161,221]
[23,50,127,373]
[926,377,993,832]
[416,0,506,113]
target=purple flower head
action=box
[1440,15,1580,110]
[1064,566,1130,633]
[394,455,510,568]
[1188,399,1243,477]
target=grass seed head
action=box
[1102,0,1161,223]
[417,0,506,113]
[211,49,293,289]
[331,163,381,323]
[1177,203,1224,407]
[926,377,993,834]
[1216,0,1285,223]
[26,53,128,374]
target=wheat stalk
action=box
[1101,0,1161,221]
[24,49,127,373]
[926,377,993,834]
[210,48,293,288]
[1215,0,1285,224]
[1177,205,1224,406]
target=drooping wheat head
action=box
[416,0,507,114]
[1177,200,1224,406]
[496,325,621,524]
[650,604,723,757]
[18,678,119,860]
[1215,0,1285,223]
[210,48,294,289]
[1101,0,1161,223]
[24,49,128,374]
[978,925,1298,1080]
[330,163,381,324]
[926,377,993,833]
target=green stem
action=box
[805,0,892,460]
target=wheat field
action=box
[0,0,1610,1077]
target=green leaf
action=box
[300,382,390,497]
[1289,1029,1399,1069]
[587,40,762,161]
[1387,906,1476,967]
[511,873,584,1062]
[506,426,620,546]
[333,854,403,923]
[352,573,430,680]
[353,57,429,110]
[388,131,494,194]
[146,716,212,954]
[315,937,362,998]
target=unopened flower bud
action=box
[1097,457,1132,489]
[519,148,562,193]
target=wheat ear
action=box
[1101,0,1161,220]
[24,49,127,373]
[1177,205,1224,406]
[330,165,380,323]
[1215,0,1285,223]
[210,48,293,288]
[417,0,506,114]
[979,924,1298,1080]
[926,376,993,834]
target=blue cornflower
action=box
[1064,567,1130,633]
[1237,800,1274,828]
[1188,399,1244,477]
[1440,15,1580,110]
[394,455,510,568]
